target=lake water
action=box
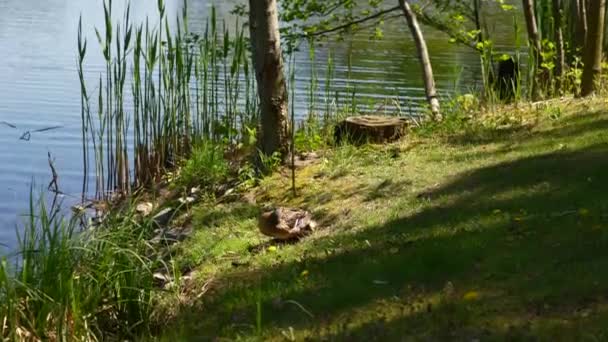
[0,0,517,252]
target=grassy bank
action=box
[155,98,608,340]
[3,98,608,340]
[3,1,608,340]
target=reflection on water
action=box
[0,0,518,252]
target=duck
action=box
[258,207,316,240]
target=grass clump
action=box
[0,192,159,341]
[175,143,229,190]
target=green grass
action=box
[0,192,160,340]
[158,98,608,340]
[174,142,229,190]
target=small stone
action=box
[136,202,154,216]
[150,225,192,245]
[164,272,194,290]
[303,151,319,159]
[190,187,201,196]
[165,226,193,242]
[291,151,321,168]
[178,196,196,205]
[150,234,162,245]
[153,208,174,227]
[153,272,172,286]
[152,226,193,245]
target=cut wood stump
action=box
[334,115,409,144]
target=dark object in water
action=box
[490,57,519,101]
[258,207,316,240]
[334,115,409,145]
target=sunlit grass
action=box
[160,98,608,340]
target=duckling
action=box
[258,207,316,240]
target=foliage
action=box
[258,150,284,174]
[175,142,229,190]
[276,0,508,52]
[294,128,325,151]
[410,93,484,137]
[273,0,601,103]
[237,162,259,190]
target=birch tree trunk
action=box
[398,0,441,119]
[249,0,289,157]
[576,0,588,52]
[553,0,565,95]
[522,0,542,99]
[581,0,606,96]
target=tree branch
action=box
[304,5,401,38]
[290,2,478,53]
[417,13,478,51]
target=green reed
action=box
[0,189,158,340]
[324,50,335,123]
[79,0,256,199]
[289,53,297,195]
[307,40,319,125]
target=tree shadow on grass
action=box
[320,298,608,341]
[167,142,608,340]
[539,110,608,141]
[364,179,413,202]
[444,110,608,163]
[445,123,534,146]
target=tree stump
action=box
[334,115,409,145]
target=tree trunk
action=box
[553,0,566,95]
[581,0,606,96]
[522,0,542,99]
[604,0,608,52]
[249,0,289,157]
[576,0,588,52]
[473,0,483,43]
[398,0,441,119]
